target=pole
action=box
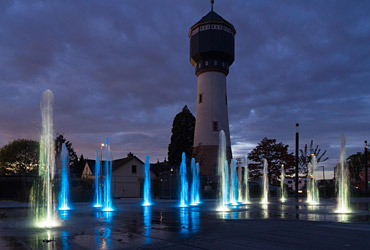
[365,141,368,193]
[295,123,299,201]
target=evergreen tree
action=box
[55,134,79,176]
[168,105,195,165]
[248,138,295,184]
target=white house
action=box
[82,153,155,198]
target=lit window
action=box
[212,121,219,131]
[199,94,203,104]
[132,165,137,174]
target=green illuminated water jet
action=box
[260,159,269,204]
[243,155,250,204]
[30,90,59,228]
[335,135,351,213]
[280,164,287,203]
[307,156,319,205]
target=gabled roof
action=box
[84,155,144,174]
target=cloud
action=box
[0,0,369,175]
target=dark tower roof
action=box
[190,10,236,35]
[189,6,236,76]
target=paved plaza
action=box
[0,198,369,249]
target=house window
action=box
[132,165,137,174]
[214,60,217,65]
[212,121,219,131]
[225,94,227,105]
[199,94,203,104]
[205,61,208,66]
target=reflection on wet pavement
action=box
[0,198,369,249]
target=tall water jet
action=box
[307,156,320,205]
[280,164,287,203]
[335,136,351,213]
[260,159,269,204]
[179,152,189,207]
[195,162,201,204]
[58,143,70,210]
[190,158,198,206]
[30,90,58,227]
[243,155,250,204]
[237,162,243,203]
[93,149,102,208]
[102,138,113,211]
[229,159,239,205]
[143,155,152,206]
[217,130,229,210]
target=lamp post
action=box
[365,141,368,193]
[295,123,299,201]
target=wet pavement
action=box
[0,198,370,249]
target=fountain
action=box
[195,162,201,204]
[58,143,70,210]
[30,90,59,228]
[143,155,152,206]
[243,155,250,204]
[307,156,320,205]
[230,159,239,205]
[190,158,198,206]
[335,135,351,213]
[280,164,287,203]
[217,130,229,210]
[260,159,269,204]
[237,161,243,203]
[179,152,189,207]
[93,149,102,208]
[102,138,114,211]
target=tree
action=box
[0,139,39,175]
[347,151,370,182]
[299,140,328,175]
[248,138,295,184]
[55,134,79,176]
[168,105,195,165]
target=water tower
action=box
[189,1,235,177]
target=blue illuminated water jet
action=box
[102,138,114,212]
[230,159,239,205]
[190,158,198,206]
[93,149,102,208]
[195,162,201,204]
[179,152,189,207]
[143,155,152,206]
[58,143,70,211]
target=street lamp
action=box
[365,141,368,193]
[295,123,299,202]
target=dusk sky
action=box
[1,0,370,178]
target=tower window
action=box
[199,94,203,104]
[225,95,227,105]
[212,121,219,132]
